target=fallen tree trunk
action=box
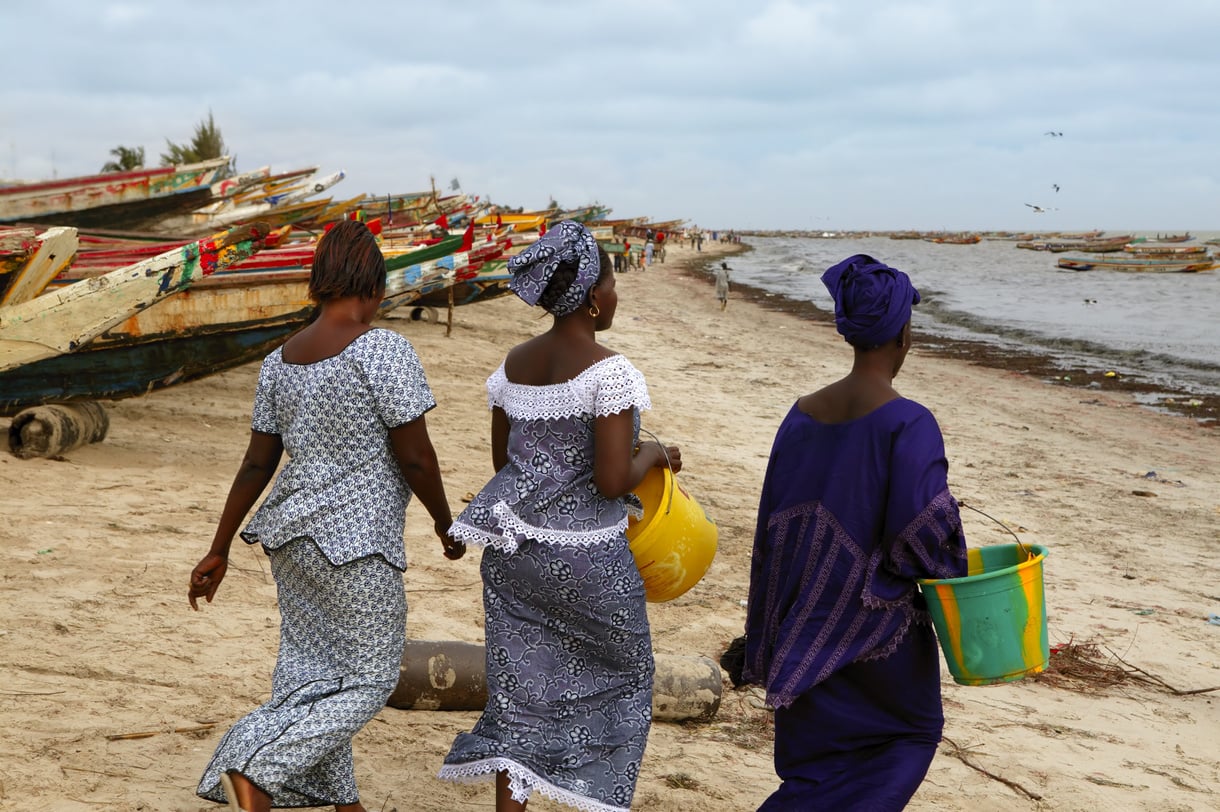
[388,640,722,722]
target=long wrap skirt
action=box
[758,622,944,811]
[197,539,405,808]
[438,536,653,812]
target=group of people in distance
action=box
[187,218,967,812]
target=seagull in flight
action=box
[1025,203,1058,213]
[1052,184,1060,193]
[1044,131,1064,137]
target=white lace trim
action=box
[450,501,629,553]
[487,355,651,421]
[437,757,629,812]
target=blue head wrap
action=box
[821,254,920,348]
[507,220,601,316]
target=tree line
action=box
[101,112,233,174]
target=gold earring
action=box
[589,304,600,318]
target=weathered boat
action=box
[0,226,78,305]
[0,158,231,230]
[412,260,512,316]
[0,232,505,413]
[1122,243,1209,256]
[1057,256,1214,273]
[0,223,269,375]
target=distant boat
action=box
[0,158,230,230]
[1057,255,1214,273]
[1154,232,1193,243]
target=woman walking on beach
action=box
[187,220,464,812]
[743,253,967,811]
[437,220,680,811]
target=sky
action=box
[2,1,1219,232]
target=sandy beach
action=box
[2,239,1219,812]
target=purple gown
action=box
[744,398,967,811]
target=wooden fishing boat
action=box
[1154,232,1192,243]
[0,223,269,375]
[0,234,475,413]
[927,233,982,245]
[1045,237,1131,253]
[412,260,512,313]
[1122,243,1209,256]
[0,158,230,230]
[1057,256,1214,273]
[0,226,78,304]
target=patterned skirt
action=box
[438,535,653,812]
[196,538,405,808]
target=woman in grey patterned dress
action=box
[438,221,681,811]
[187,220,464,812]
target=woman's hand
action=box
[188,552,228,610]
[437,520,465,560]
[638,441,682,474]
[660,444,682,473]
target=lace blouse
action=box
[450,354,651,552]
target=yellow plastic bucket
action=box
[625,467,718,602]
[918,543,1049,686]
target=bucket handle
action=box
[638,427,675,516]
[959,500,1031,561]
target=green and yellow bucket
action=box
[918,543,1049,686]
[626,467,718,602]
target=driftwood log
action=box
[8,402,109,459]
[388,640,722,722]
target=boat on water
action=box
[0,158,231,230]
[1057,255,1214,273]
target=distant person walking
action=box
[714,262,731,310]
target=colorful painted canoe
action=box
[0,223,269,374]
[0,158,230,230]
[0,235,505,413]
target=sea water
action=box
[727,234,1220,398]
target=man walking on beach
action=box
[715,262,731,310]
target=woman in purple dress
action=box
[743,254,968,811]
[438,221,680,812]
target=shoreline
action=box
[679,242,1220,428]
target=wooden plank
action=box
[0,227,79,306]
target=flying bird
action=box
[1044,131,1064,137]
[1025,203,1058,213]
[1052,184,1060,193]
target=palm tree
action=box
[101,145,145,173]
[160,111,234,174]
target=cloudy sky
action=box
[3,1,1218,231]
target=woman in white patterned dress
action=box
[438,221,681,811]
[187,220,465,812]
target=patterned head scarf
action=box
[507,220,601,316]
[821,254,921,348]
